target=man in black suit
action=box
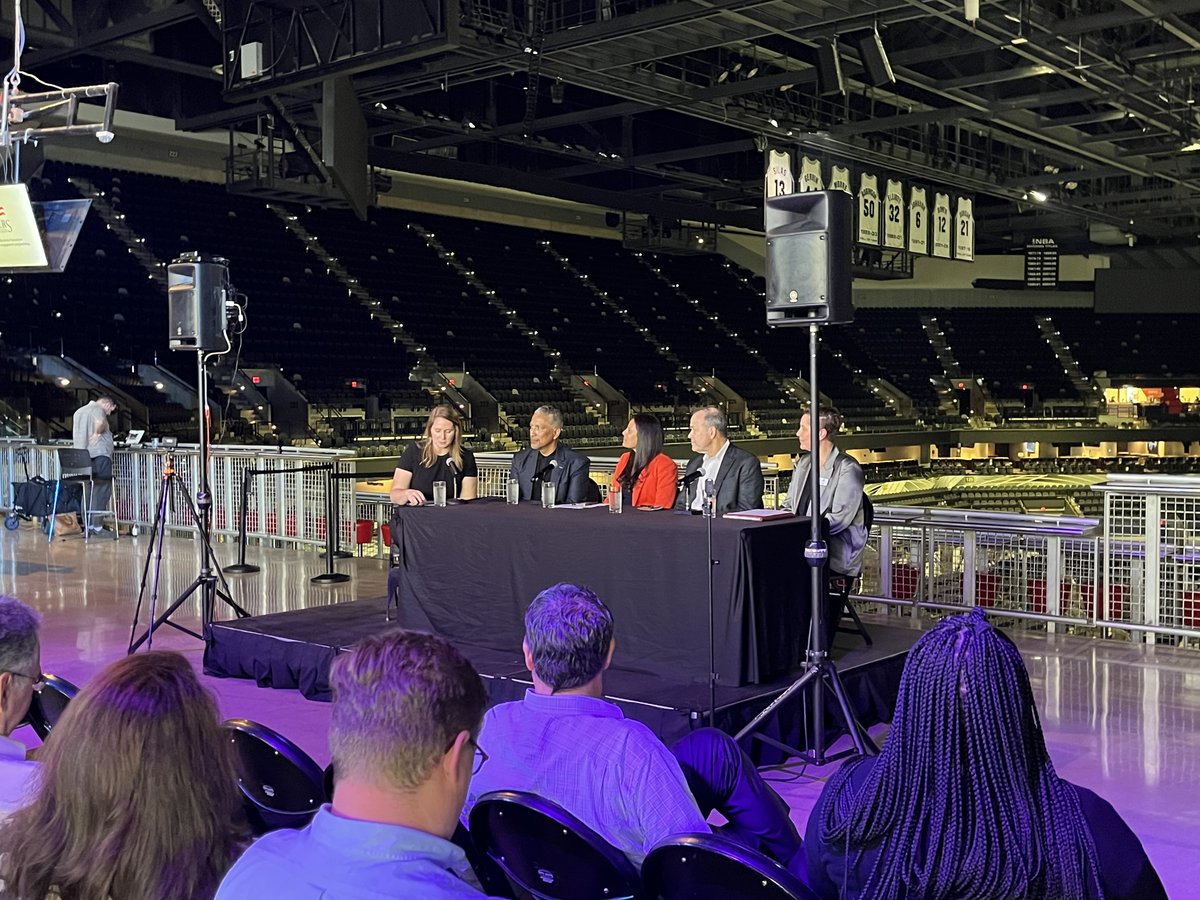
[509,406,592,503]
[674,406,763,514]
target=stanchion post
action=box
[224,466,260,574]
[312,466,350,585]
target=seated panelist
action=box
[611,412,677,508]
[674,406,763,514]
[509,406,591,503]
[391,405,478,505]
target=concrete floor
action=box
[1,522,1195,896]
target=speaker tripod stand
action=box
[735,323,874,765]
[128,353,248,653]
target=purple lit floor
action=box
[3,524,1196,895]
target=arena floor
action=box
[1,522,1195,896]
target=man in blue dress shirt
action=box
[464,583,805,876]
[216,631,502,899]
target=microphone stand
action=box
[704,477,718,727]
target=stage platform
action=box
[205,597,916,748]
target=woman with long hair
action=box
[0,652,246,900]
[390,404,478,505]
[805,607,1164,900]
[611,412,677,509]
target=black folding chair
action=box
[49,448,116,542]
[21,673,80,740]
[223,718,326,835]
[469,789,642,900]
[642,833,819,900]
[833,492,874,647]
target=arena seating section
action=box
[3,162,1200,458]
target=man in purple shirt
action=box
[218,631,504,899]
[464,583,804,876]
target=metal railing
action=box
[1095,474,1200,642]
[0,441,356,548]
[858,479,1200,644]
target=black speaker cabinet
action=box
[167,254,229,351]
[765,191,853,327]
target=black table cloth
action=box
[389,500,813,686]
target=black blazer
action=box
[674,442,763,513]
[510,444,592,503]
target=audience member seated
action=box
[784,406,867,647]
[0,596,40,819]
[391,405,479,505]
[805,608,1166,900]
[675,406,763,513]
[509,406,591,503]
[0,651,245,900]
[611,412,678,509]
[217,631,502,899]
[465,583,805,877]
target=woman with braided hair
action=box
[804,608,1164,900]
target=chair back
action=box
[223,718,326,835]
[56,448,94,479]
[861,491,874,531]
[469,790,642,900]
[642,833,818,900]
[23,673,80,740]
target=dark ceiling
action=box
[9,0,1200,256]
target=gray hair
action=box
[329,630,487,790]
[0,596,40,674]
[525,583,614,692]
[533,406,563,430]
[696,406,727,437]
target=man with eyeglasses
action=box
[0,595,42,820]
[216,631,505,899]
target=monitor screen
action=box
[0,183,91,273]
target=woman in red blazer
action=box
[611,412,678,508]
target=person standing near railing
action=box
[71,395,117,534]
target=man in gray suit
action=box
[674,407,763,514]
[785,405,866,578]
[509,406,592,503]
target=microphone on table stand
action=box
[447,458,459,501]
[679,470,702,509]
[704,478,716,519]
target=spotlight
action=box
[1029,189,1048,202]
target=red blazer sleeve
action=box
[633,453,678,508]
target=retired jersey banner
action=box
[954,196,975,261]
[830,165,852,194]
[908,186,928,255]
[798,156,823,192]
[765,149,794,199]
[883,179,905,249]
[857,173,881,245]
[932,192,952,258]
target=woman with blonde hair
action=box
[390,404,478,505]
[0,652,245,900]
